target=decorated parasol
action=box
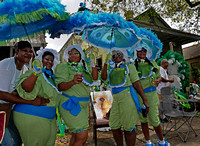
[75,11,142,50]
[82,25,141,51]
[0,0,69,54]
[128,27,163,60]
[49,10,141,45]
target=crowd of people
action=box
[0,40,174,146]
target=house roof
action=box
[182,44,200,60]
[128,7,200,46]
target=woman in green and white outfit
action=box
[55,44,98,146]
[13,48,60,146]
[134,47,169,146]
[101,50,149,146]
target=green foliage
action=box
[85,0,200,34]
[124,10,134,20]
[191,67,200,83]
[174,91,191,109]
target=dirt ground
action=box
[55,114,200,146]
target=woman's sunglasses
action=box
[112,52,123,59]
[68,51,80,56]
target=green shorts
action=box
[59,96,89,133]
[109,88,139,131]
[139,91,160,127]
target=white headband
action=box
[63,44,85,62]
[111,49,129,63]
[35,48,60,71]
[134,48,152,60]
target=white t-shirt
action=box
[0,57,28,103]
[157,66,169,94]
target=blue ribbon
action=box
[112,86,128,94]
[14,104,56,119]
[112,86,142,113]
[143,86,156,93]
[119,64,125,68]
[42,68,55,80]
[61,93,90,116]
[129,86,142,113]
[130,126,136,132]
[74,129,84,134]
[85,57,90,63]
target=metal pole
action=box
[22,23,36,56]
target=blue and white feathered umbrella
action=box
[0,0,69,48]
[127,27,163,60]
[82,25,141,50]
[49,10,140,49]
[61,11,142,50]
[0,0,67,24]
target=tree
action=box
[191,67,200,83]
[185,0,200,8]
[85,0,200,34]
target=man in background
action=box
[157,59,174,99]
[157,59,174,122]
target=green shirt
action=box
[55,63,93,97]
[137,60,161,89]
[16,69,59,107]
[109,63,139,87]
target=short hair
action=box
[42,51,54,60]
[161,59,168,65]
[14,41,32,50]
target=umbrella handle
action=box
[109,28,114,50]
[22,23,36,56]
[29,58,33,69]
